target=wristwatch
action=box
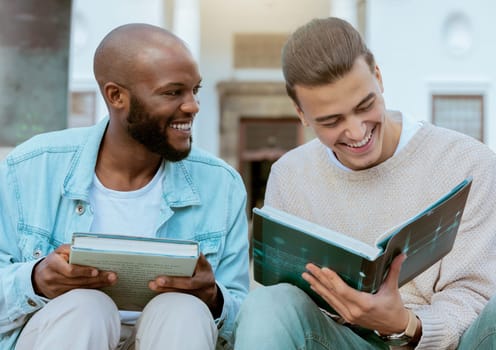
[375,309,418,346]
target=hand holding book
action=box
[302,253,412,335]
[252,177,472,314]
[148,253,223,317]
[69,233,200,310]
[32,244,117,299]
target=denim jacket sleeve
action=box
[213,171,250,343]
[159,151,251,345]
[0,160,49,336]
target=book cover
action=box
[69,233,199,311]
[252,177,472,313]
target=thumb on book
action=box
[384,253,407,290]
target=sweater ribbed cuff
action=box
[413,309,446,349]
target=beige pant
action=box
[15,289,218,350]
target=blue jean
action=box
[233,283,496,350]
[458,293,496,350]
[233,283,388,350]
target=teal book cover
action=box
[252,177,472,313]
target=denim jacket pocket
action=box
[17,226,60,262]
[196,232,223,271]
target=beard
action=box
[126,95,192,162]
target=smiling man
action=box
[0,24,249,350]
[233,17,496,350]
[293,56,398,171]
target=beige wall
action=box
[368,0,496,151]
[196,0,330,155]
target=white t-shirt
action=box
[88,161,165,324]
[89,162,165,237]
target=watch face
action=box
[380,334,412,346]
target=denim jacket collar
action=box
[162,161,201,208]
[62,117,107,201]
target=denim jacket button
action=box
[33,249,42,259]
[75,203,85,215]
[27,298,37,307]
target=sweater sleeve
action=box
[408,160,496,349]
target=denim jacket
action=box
[0,118,250,349]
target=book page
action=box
[259,206,381,259]
[72,233,198,257]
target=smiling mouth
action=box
[345,126,375,148]
[169,121,192,131]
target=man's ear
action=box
[103,82,128,109]
[375,65,384,93]
[293,102,310,127]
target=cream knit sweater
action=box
[265,120,496,349]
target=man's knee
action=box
[16,289,120,350]
[143,292,212,321]
[458,295,496,350]
[57,289,119,322]
[139,292,216,333]
[136,293,217,349]
[239,283,314,317]
[36,289,117,320]
[473,294,496,327]
[64,288,117,310]
[482,295,496,315]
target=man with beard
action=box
[0,24,249,350]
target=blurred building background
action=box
[1,0,494,209]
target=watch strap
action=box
[375,309,418,346]
[403,309,418,338]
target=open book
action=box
[69,233,199,311]
[252,177,472,312]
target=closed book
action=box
[69,233,199,311]
[253,177,472,314]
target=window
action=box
[432,94,483,141]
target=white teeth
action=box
[347,129,373,148]
[170,121,192,130]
